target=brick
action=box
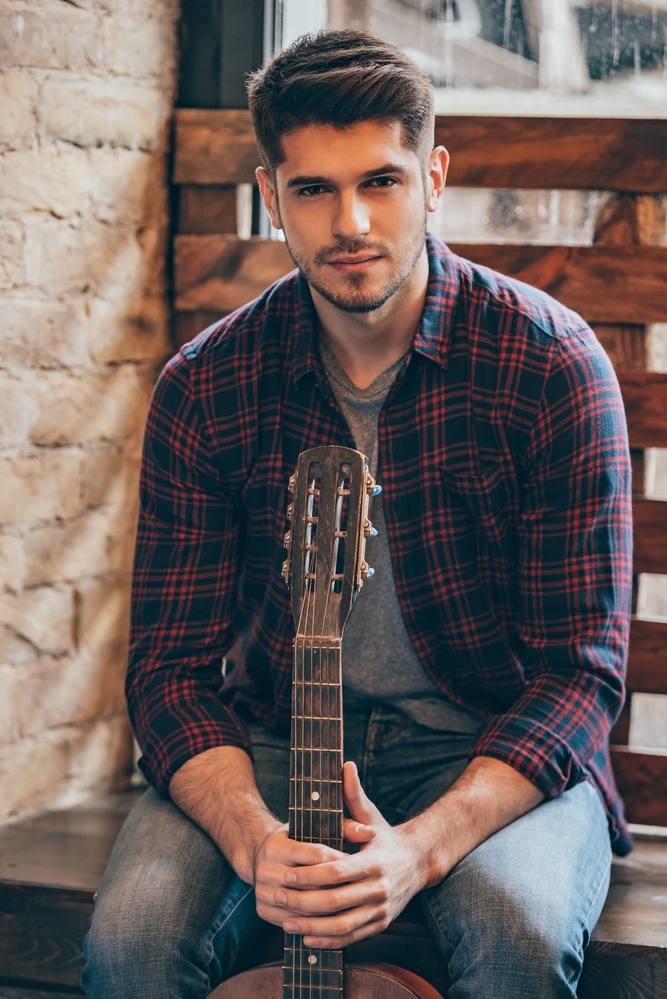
[90,148,160,225]
[40,77,168,151]
[0,626,35,665]
[83,444,142,508]
[16,646,128,738]
[23,508,136,587]
[102,15,178,79]
[0,584,73,655]
[0,532,24,590]
[0,451,84,524]
[0,730,72,819]
[24,217,147,297]
[0,665,20,743]
[0,6,101,70]
[68,715,134,791]
[87,293,169,364]
[30,364,155,446]
[75,575,132,650]
[1,294,91,368]
[0,220,25,288]
[0,72,33,140]
[0,370,38,448]
[0,148,95,219]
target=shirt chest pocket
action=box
[439,463,518,562]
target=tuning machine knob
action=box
[360,561,375,581]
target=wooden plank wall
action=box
[172,111,667,827]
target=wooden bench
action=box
[1,113,666,997]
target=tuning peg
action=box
[284,530,291,549]
[363,520,378,538]
[281,558,290,583]
[286,503,293,521]
[288,474,296,494]
[360,562,375,580]
[366,475,382,497]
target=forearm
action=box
[169,745,283,884]
[399,755,544,889]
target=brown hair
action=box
[246,29,435,173]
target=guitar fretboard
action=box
[284,637,344,998]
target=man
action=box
[82,29,633,999]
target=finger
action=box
[343,816,376,845]
[275,878,385,916]
[342,761,383,825]
[283,907,389,949]
[285,851,375,888]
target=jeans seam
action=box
[205,882,255,974]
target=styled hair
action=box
[246,29,435,173]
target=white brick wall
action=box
[0,0,180,822]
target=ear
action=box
[426,146,449,213]
[256,166,282,230]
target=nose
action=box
[332,191,371,241]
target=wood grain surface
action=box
[174,234,667,325]
[174,110,667,193]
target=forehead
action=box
[275,120,421,182]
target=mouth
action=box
[325,255,382,273]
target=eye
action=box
[297,184,328,197]
[367,176,398,188]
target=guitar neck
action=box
[289,637,344,850]
[284,637,344,998]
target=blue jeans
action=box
[82,707,611,998]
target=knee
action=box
[81,892,209,998]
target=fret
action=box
[283,936,344,999]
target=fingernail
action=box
[285,871,297,883]
[284,920,298,932]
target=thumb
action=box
[342,760,382,826]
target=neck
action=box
[313,249,429,390]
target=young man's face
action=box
[257,120,448,315]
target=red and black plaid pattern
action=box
[127,236,633,854]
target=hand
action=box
[264,761,426,949]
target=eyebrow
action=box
[285,163,410,189]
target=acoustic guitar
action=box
[211,445,442,999]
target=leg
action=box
[82,726,291,999]
[420,780,611,999]
[81,788,260,999]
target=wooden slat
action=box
[610,747,667,827]
[175,234,293,313]
[178,185,238,235]
[618,373,667,450]
[174,235,667,324]
[627,618,667,695]
[173,110,667,193]
[174,109,260,185]
[632,498,667,576]
[447,244,667,324]
[439,118,667,194]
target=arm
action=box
[470,329,633,798]
[127,352,252,794]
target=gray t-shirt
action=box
[319,339,481,735]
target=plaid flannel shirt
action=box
[128,235,633,854]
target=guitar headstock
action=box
[282,446,377,638]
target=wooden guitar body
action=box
[211,960,443,999]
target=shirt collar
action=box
[289,233,460,387]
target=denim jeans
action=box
[82,706,611,998]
